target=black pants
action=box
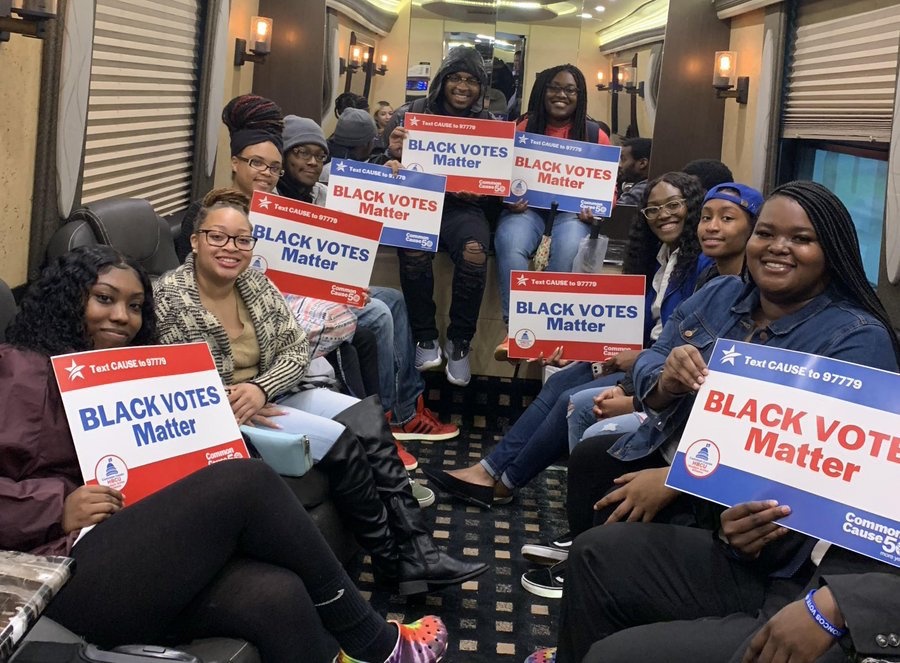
[566,433,674,536]
[557,522,830,663]
[46,460,390,663]
[398,195,491,343]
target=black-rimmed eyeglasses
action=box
[198,229,257,251]
[235,155,284,176]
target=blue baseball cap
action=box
[702,182,765,219]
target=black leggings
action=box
[46,460,391,663]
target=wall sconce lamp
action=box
[595,70,608,91]
[0,0,57,42]
[373,54,388,76]
[713,51,749,104]
[234,16,273,67]
[340,46,362,75]
[619,65,645,98]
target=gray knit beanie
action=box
[282,115,328,154]
[332,108,378,147]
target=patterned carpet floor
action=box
[355,374,569,662]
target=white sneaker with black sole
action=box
[521,532,573,565]
[521,561,565,599]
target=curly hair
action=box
[193,187,252,232]
[522,64,589,141]
[760,181,900,363]
[7,246,157,356]
[622,171,706,288]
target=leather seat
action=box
[46,198,180,279]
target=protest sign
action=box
[403,113,516,195]
[505,131,621,215]
[667,339,900,568]
[326,158,445,251]
[507,271,645,361]
[52,343,248,505]
[249,191,382,306]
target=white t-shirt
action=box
[650,245,680,341]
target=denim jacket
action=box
[610,276,899,461]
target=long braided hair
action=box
[761,180,900,362]
[522,64,589,141]
[622,171,706,288]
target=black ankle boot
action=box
[386,495,489,595]
[333,396,490,594]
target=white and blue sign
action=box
[326,159,446,252]
[505,132,621,215]
[667,339,900,568]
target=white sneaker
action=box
[410,478,435,508]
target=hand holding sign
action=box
[62,484,124,533]
[720,500,792,559]
[650,344,709,408]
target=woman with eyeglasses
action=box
[175,94,285,262]
[423,172,712,509]
[154,188,487,596]
[494,64,611,361]
[1,245,448,663]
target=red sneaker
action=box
[391,396,459,442]
[395,440,418,471]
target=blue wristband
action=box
[804,589,847,638]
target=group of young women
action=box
[2,55,899,663]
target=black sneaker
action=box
[521,561,565,599]
[521,532,573,565]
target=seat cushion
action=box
[179,638,261,663]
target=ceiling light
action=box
[595,5,606,11]
[579,12,592,18]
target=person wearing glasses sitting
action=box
[154,188,488,596]
[423,172,712,509]
[381,46,502,387]
[493,64,611,361]
[175,94,285,262]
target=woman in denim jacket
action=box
[567,179,900,534]
[531,181,900,663]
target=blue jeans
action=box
[356,286,424,424]
[578,412,645,449]
[479,363,619,489]
[566,385,613,451]
[275,388,359,461]
[494,207,591,322]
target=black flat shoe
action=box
[421,466,494,509]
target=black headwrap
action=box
[222,94,284,156]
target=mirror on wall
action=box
[344,31,377,98]
[406,1,497,107]
[400,0,666,138]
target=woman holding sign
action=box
[493,63,611,361]
[535,181,900,663]
[0,246,448,663]
[154,188,487,596]
[424,172,711,509]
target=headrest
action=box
[70,198,163,262]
